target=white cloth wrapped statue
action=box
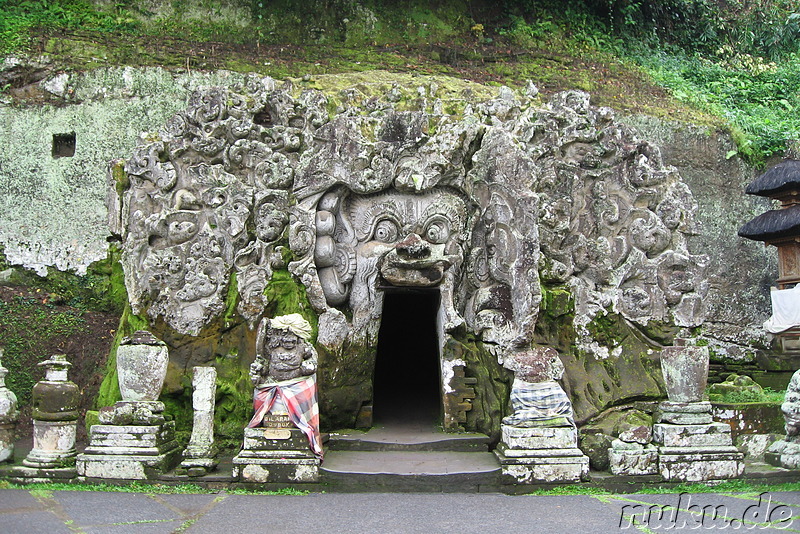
[503,347,575,428]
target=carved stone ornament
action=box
[114,80,706,349]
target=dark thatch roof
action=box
[745,159,800,197]
[739,204,800,241]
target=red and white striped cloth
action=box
[248,375,323,460]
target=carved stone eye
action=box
[424,220,449,244]
[373,219,399,243]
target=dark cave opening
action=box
[372,289,442,427]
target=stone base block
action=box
[76,445,181,480]
[242,427,312,451]
[653,422,734,448]
[0,422,16,463]
[609,446,659,476]
[495,448,589,484]
[176,456,218,477]
[23,420,77,469]
[658,447,744,482]
[656,401,713,425]
[99,401,166,426]
[87,422,175,448]
[765,438,800,469]
[737,434,780,461]
[82,422,178,461]
[501,425,578,451]
[232,456,320,483]
[3,465,77,483]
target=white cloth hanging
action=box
[764,285,800,333]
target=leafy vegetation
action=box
[7,0,779,161]
[499,1,800,165]
[710,386,785,404]
[0,0,137,54]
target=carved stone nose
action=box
[396,233,430,259]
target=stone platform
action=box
[76,421,181,480]
[5,435,800,492]
[495,425,589,484]
[232,427,320,484]
[653,401,744,482]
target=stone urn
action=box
[660,338,710,403]
[117,331,169,402]
[0,350,19,463]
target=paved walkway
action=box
[2,488,800,533]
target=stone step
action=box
[320,450,501,491]
[327,427,491,452]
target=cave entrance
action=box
[372,289,442,428]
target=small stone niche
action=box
[52,132,76,158]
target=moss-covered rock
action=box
[535,288,665,424]
[445,335,513,443]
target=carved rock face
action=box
[113,79,707,368]
[351,188,466,289]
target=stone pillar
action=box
[0,349,19,463]
[23,355,80,471]
[177,366,218,476]
[766,368,800,468]
[77,331,180,480]
[654,340,744,481]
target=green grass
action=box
[523,480,800,496]
[3,478,800,496]
[636,480,800,494]
[0,480,310,495]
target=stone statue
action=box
[250,313,317,386]
[247,313,322,458]
[765,369,800,468]
[495,347,589,483]
[502,347,574,427]
[783,369,800,437]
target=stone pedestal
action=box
[21,355,79,476]
[609,424,658,476]
[76,401,181,480]
[176,367,218,477]
[766,368,800,469]
[494,425,589,484]
[654,401,744,482]
[232,426,320,484]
